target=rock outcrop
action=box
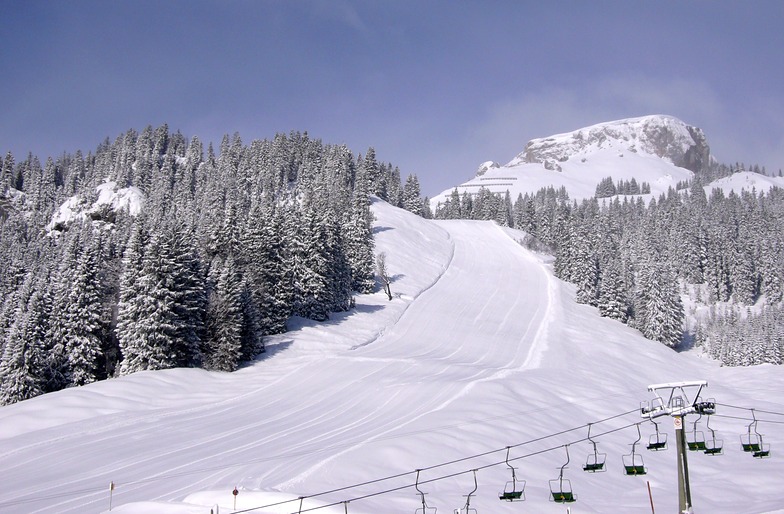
[512,115,710,173]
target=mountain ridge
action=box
[433,114,705,207]
[509,114,711,174]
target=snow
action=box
[509,114,703,168]
[431,116,704,208]
[93,181,144,216]
[2,199,784,514]
[705,171,784,197]
[47,180,144,231]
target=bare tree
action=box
[376,252,392,301]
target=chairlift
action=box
[703,414,723,456]
[498,447,525,501]
[582,423,606,473]
[623,424,648,476]
[414,469,437,514]
[740,410,771,458]
[646,419,668,451]
[687,413,707,451]
[549,445,577,503]
[454,469,478,514]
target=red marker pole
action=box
[233,487,239,510]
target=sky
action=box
[2,0,783,197]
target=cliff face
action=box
[510,115,710,173]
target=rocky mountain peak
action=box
[510,115,710,173]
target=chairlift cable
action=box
[715,403,784,417]
[0,407,641,512]
[236,420,643,513]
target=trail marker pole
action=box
[232,486,238,511]
[647,480,655,513]
[109,481,114,511]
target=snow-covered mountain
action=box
[432,115,711,206]
[1,199,783,514]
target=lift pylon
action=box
[641,381,715,514]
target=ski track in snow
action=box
[1,201,784,514]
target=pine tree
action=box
[635,262,684,347]
[344,199,376,294]
[203,256,243,371]
[63,231,104,386]
[117,231,181,374]
[0,273,49,404]
[598,257,629,322]
[291,206,330,321]
[402,174,423,215]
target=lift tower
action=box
[641,381,716,514]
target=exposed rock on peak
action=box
[476,161,500,176]
[512,115,710,173]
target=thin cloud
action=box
[468,75,770,169]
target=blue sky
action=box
[2,1,783,196]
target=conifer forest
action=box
[0,126,428,404]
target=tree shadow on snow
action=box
[372,225,394,234]
[251,339,293,362]
[677,329,697,352]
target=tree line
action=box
[0,126,427,405]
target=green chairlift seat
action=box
[550,446,577,504]
[687,440,707,451]
[624,424,648,476]
[498,447,526,502]
[551,490,576,503]
[583,424,606,473]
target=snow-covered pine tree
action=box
[203,255,243,371]
[291,206,330,321]
[63,229,104,386]
[635,261,684,348]
[344,193,376,294]
[0,272,49,404]
[402,174,423,215]
[597,256,629,322]
[117,231,182,374]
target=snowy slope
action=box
[431,115,707,206]
[1,200,784,514]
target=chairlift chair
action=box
[549,445,577,503]
[583,424,606,473]
[646,419,668,451]
[498,447,525,501]
[623,424,648,476]
[454,470,478,514]
[741,410,771,458]
[414,470,437,514]
[703,415,723,456]
[687,414,707,451]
